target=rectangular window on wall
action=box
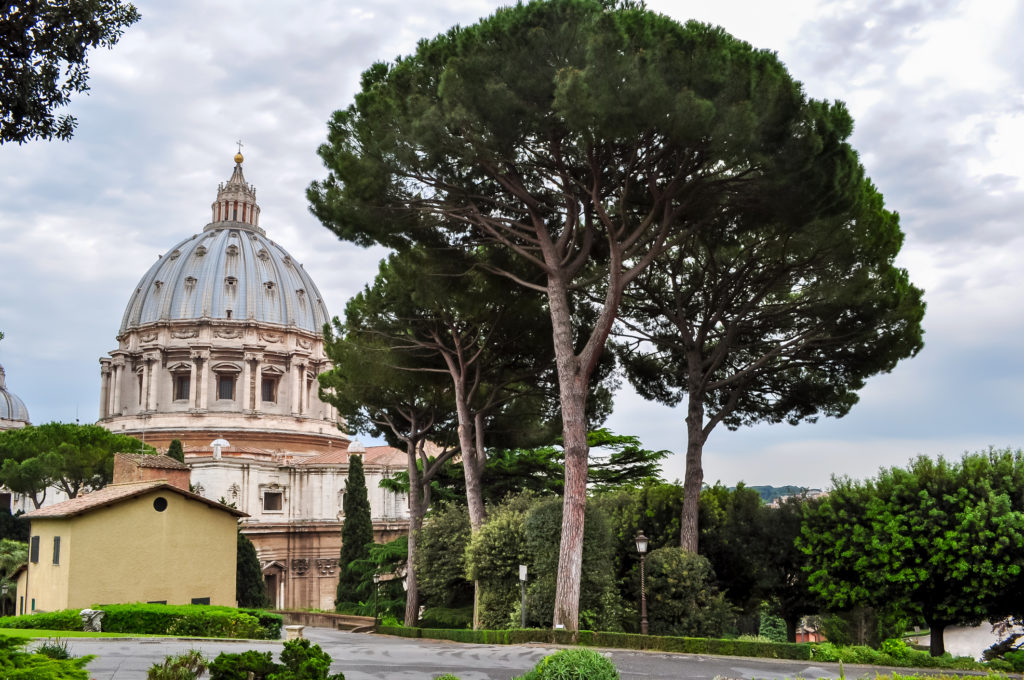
[261,377,276,403]
[52,536,60,565]
[191,597,211,605]
[217,375,234,400]
[174,375,190,401]
[29,536,39,563]
[263,492,283,511]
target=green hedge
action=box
[0,604,282,640]
[377,626,812,660]
[378,626,1000,671]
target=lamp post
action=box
[1,583,7,617]
[518,565,527,628]
[373,573,381,625]
[635,530,648,635]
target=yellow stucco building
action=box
[21,478,245,613]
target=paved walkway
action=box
[60,627,930,680]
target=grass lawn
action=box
[0,628,164,638]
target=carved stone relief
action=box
[316,559,337,576]
[291,558,310,576]
[260,332,282,344]
[215,328,242,339]
[171,329,199,339]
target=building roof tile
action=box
[24,480,247,519]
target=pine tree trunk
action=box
[404,441,426,627]
[457,410,487,532]
[680,394,706,552]
[551,369,589,631]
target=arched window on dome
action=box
[212,363,241,402]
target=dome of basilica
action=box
[119,159,329,335]
[0,364,30,428]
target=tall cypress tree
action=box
[166,439,185,463]
[236,530,270,608]
[336,453,373,607]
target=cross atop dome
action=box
[211,148,261,231]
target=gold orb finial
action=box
[234,152,244,164]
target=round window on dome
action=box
[153,497,168,512]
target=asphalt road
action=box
[58,628,872,680]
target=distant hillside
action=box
[747,485,822,503]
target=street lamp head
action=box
[635,530,648,555]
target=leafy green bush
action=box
[0,634,93,679]
[416,504,473,610]
[209,649,279,680]
[516,649,618,680]
[524,497,623,632]
[1005,649,1024,671]
[209,639,343,680]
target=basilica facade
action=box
[96,153,410,610]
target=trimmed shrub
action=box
[0,609,81,630]
[0,603,282,639]
[517,648,618,680]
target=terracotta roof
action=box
[295,445,407,467]
[116,453,189,470]
[24,481,247,519]
[364,446,407,466]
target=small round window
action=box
[153,497,168,512]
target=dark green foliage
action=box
[645,547,735,638]
[0,603,281,639]
[209,639,343,680]
[0,422,154,506]
[0,0,141,144]
[415,504,472,609]
[236,531,271,609]
[342,536,408,619]
[698,483,768,619]
[591,482,684,586]
[146,650,208,680]
[759,495,821,641]
[166,440,185,464]
[419,607,473,630]
[818,607,910,649]
[522,648,619,680]
[523,497,623,632]
[337,454,373,608]
[0,510,29,542]
[800,449,1024,655]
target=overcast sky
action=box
[1,0,1021,490]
